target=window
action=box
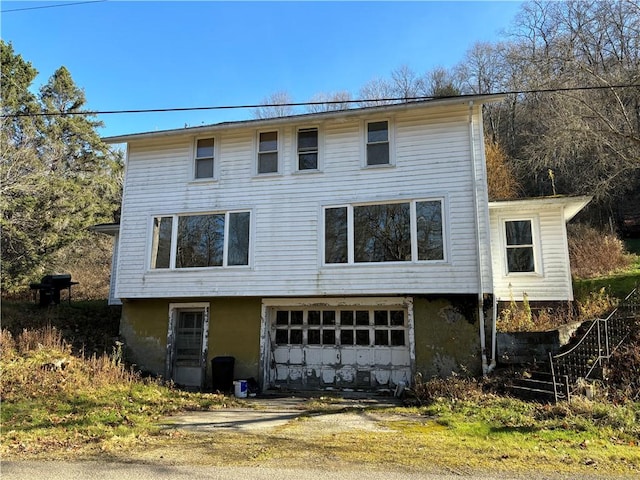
[273,308,406,347]
[366,120,389,166]
[505,220,535,273]
[258,131,278,174]
[150,211,250,269]
[297,128,318,170]
[194,138,214,179]
[324,199,444,264]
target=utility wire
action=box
[1,0,106,13]
[2,84,639,118]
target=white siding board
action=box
[115,106,492,299]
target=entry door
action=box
[167,304,209,389]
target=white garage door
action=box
[267,302,413,390]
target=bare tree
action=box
[358,77,396,107]
[252,91,296,119]
[421,66,462,98]
[306,91,352,113]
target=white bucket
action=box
[233,380,247,398]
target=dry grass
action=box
[568,223,634,279]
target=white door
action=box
[269,305,412,389]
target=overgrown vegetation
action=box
[0,327,237,457]
[568,224,634,279]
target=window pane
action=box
[325,207,348,263]
[417,200,444,260]
[298,153,318,170]
[196,158,214,179]
[374,310,388,326]
[196,138,214,158]
[308,329,320,345]
[298,128,318,151]
[355,311,369,325]
[259,131,278,152]
[340,311,354,326]
[356,330,370,346]
[507,247,535,272]
[275,329,288,344]
[290,329,303,344]
[367,121,388,143]
[506,220,532,245]
[341,329,354,345]
[375,330,389,346]
[291,311,303,325]
[308,311,321,325]
[354,203,410,262]
[151,216,172,269]
[228,212,250,265]
[390,310,404,326]
[322,330,335,345]
[176,214,224,268]
[366,143,389,165]
[258,152,278,173]
[390,330,405,346]
[276,311,289,325]
[322,311,336,325]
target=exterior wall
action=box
[490,204,573,302]
[108,232,121,306]
[413,296,482,378]
[121,295,483,387]
[115,104,491,300]
[120,298,262,384]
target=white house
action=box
[101,95,589,391]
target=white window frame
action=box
[192,136,218,181]
[321,198,447,265]
[500,216,543,276]
[294,125,322,173]
[255,129,280,176]
[362,118,395,168]
[148,210,252,270]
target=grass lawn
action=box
[574,254,640,301]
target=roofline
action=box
[489,195,592,222]
[102,93,507,144]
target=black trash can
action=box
[211,356,235,393]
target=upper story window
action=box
[324,199,444,264]
[297,127,319,170]
[504,219,535,273]
[366,120,390,166]
[194,137,215,179]
[150,211,250,269]
[258,131,279,174]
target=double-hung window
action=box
[194,138,215,179]
[324,199,445,264]
[504,219,536,273]
[297,127,319,170]
[257,131,279,174]
[150,211,251,269]
[366,120,390,166]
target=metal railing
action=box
[550,287,639,398]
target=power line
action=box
[2,84,639,118]
[1,0,106,13]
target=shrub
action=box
[408,372,483,406]
[568,223,632,279]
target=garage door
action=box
[267,302,413,389]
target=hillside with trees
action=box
[1,40,122,295]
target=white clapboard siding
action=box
[489,200,577,302]
[115,104,493,299]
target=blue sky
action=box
[2,1,524,137]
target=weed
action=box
[568,223,633,279]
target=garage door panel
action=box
[270,304,412,389]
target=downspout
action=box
[468,101,489,375]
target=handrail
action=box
[550,287,638,390]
